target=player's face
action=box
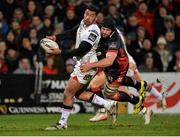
[101,27,112,38]
[83,9,96,26]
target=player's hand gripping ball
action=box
[40,38,59,53]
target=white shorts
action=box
[71,54,98,84]
[71,66,97,84]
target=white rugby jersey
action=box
[75,20,101,63]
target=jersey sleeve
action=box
[107,42,119,52]
[82,25,100,45]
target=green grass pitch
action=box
[0,113,180,136]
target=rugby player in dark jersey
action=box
[80,18,152,124]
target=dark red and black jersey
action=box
[98,29,129,84]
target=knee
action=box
[89,83,101,93]
[64,89,74,99]
[89,82,100,89]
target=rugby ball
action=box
[40,38,59,53]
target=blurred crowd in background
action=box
[0,0,180,75]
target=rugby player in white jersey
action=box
[45,5,116,130]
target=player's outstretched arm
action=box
[61,41,92,57]
[80,52,117,72]
[49,41,92,57]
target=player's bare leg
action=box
[45,77,84,130]
[46,77,116,130]
[75,90,118,125]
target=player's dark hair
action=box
[101,18,116,31]
[86,5,99,14]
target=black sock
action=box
[134,81,141,91]
[130,95,139,104]
[118,91,139,105]
[123,76,147,91]
[118,91,131,102]
[88,93,95,103]
[123,76,136,87]
[62,104,73,110]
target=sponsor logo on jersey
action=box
[109,42,117,49]
[83,74,93,80]
[88,33,97,42]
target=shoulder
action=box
[87,24,100,35]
